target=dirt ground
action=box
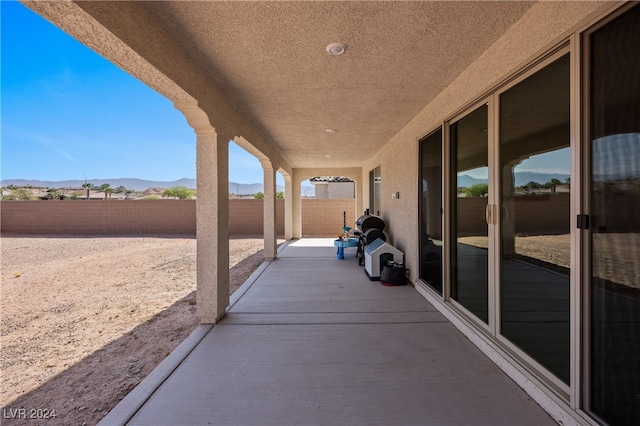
[458,234,571,268]
[2,233,637,425]
[1,236,280,425]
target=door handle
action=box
[502,205,509,224]
[485,204,500,225]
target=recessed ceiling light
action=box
[325,128,337,133]
[326,42,346,56]
[325,154,332,158]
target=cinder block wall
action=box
[302,199,356,237]
[0,200,196,235]
[456,194,570,237]
[514,194,570,235]
[228,199,285,235]
[1,198,355,237]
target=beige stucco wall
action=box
[328,182,355,199]
[313,183,328,199]
[363,1,611,282]
[313,182,355,199]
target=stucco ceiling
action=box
[87,1,537,168]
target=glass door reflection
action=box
[588,6,640,423]
[451,104,489,324]
[498,54,571,384]
[419,129,443,294]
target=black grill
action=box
[355,214,386,265]
[361,228,385,246]
[356,214,385,233]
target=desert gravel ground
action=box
[459,234,571,268]
[1,235,281,425]
[459,233,639,288]
[2,233,637,425]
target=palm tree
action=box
[81,182,92,200]
[98,183,112,200]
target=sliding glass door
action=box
[446,54,572,384]
[587,5,640,424]
[498,54,571,385]
[419,129,443,294]
[415,5,640,422]
[450,104,489,324]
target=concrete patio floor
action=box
[101,238,556,425]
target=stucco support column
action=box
[292,169,303,238]
[175,100,230,325]
[283,174,293,240]
[195,130,230,324]
[262,161,277,260]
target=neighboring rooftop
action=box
[309,176,354,183]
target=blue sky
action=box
[1,1,278,185]
[463,147,571,180]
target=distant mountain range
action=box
[1,178,196,191]
[457,172,570,188]
[1,178,314,196]
[0,171,574,194]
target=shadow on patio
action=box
[102,238,556,425]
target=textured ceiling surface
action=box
[136,1,535,168]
